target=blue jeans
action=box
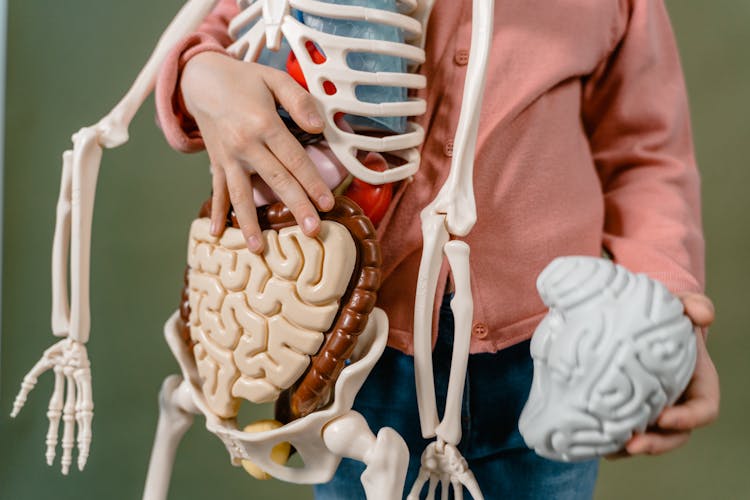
[315,295,598,499]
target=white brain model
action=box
[519,256,697,462]
[186,219,356,418]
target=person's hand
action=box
[611,292,719,458]
[181,51,335,253]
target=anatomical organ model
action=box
[10,0,697,499]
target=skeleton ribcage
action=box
[227,0,429,184]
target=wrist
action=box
[180,51,231,115]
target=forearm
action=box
[582,0,704,294]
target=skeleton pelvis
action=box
[180,197,381,420]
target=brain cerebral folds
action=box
[186,219,356,418]
[519,257,697,462]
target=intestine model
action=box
[9,1,696,499]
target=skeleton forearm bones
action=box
[11,0,222,473]
[410,0,494,497]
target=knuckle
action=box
[288,87,314,111]
[265,168,294,191]
[285,150,312,173]
[224,128,252,152]
[290,199,313,216]
[227,185,249,206]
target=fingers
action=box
[45,366,65,466]
[261,67,325,133]
[210,165,230,237]
[264,127,334,212]
[625,430,692,456]
[61,371,77,475]
[224,163,264,253]
[249,146,324,237]
[11,356,54,417]
[678,292,715,328]
[658,334,720,431]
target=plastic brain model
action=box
[518,256,697,462]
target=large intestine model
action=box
[10,0,698,499]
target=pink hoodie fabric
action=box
[156,0,704,354]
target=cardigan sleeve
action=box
[581,0,705,294]
[155,0,239,152]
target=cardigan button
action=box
[472,322,489,339]
[454,49,470,66]
[443,140,454,157]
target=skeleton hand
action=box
[408,440,483,500]
[11,338,93,474]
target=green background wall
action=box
[1,1,748,498]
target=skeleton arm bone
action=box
[13,0,220,474]
[433,241,472,447]
[413,0,494,438]
[411,0,493,497]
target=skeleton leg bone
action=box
[322,411,409,499]
[142,375,198,500]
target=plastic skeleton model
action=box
[8,0,697,498]
[11,0,495,498]
[519,256,697,462]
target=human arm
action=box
[156,0,334,252]
[581,0,719,455]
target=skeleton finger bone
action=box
[45,366,65,466]
[10,353,55,418]
[61,370,77,475]
[452,478,464,500]
[74,367,94,471]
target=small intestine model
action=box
[10,1,696,499]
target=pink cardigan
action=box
[156,0,704,354]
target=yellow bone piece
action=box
[241,420,291,480]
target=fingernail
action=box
[319,195,334,211]
[247,235,262,252]
[210,221,220,236]
[303,216,318,234]
[309,113,324,129]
